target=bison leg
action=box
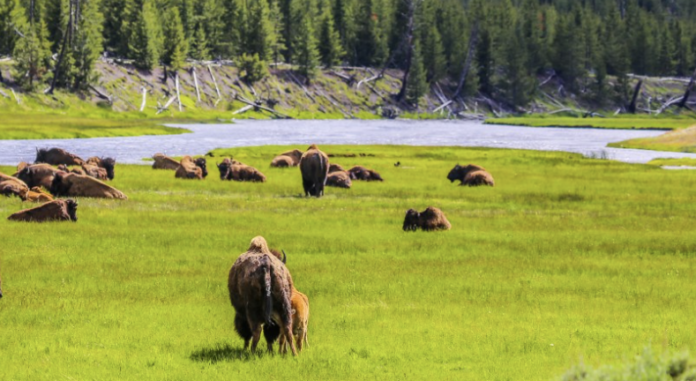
[234,313,253,350]
[281,323,297,356]
[249,321,263,353]
[303,180,312,197]
[263,322,280,354]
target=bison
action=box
[326,171,352,189]
[228,236,297,355]
[16,164,62,189]
[0,172,29,200]
[152,153,181,170]
[403,207,451,232]
[299,144,329,197]
[218,158,267,182]
[82,163,108,181]
[51,172,128,199]
[8,199,78,222]
[175,156,208,180]
[348,166,383,181]
[271,155,295,168]
[448,164,494,187]
[279,287,310,353]
[35,148,84,166]
[25,187,54,203]
[86,157,116,180]
[328,163,345,173]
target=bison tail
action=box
[263,255,273,326]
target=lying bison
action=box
[448,164,495,187]
[35,148,84,166]
[25,187,54,203]
[279,287,310,353]
[152,153,180,170]
[218,158,267,182]
[86,157,116,180]
[82,163,108,181]
[0,172,29,200]
[271,149,303,168]
[8,199,78,223]
[403,207,451,232]
[51,172,128,199]
[299,145,329,197]
[348,166,383,181]
[16,164,62,189]
[326,171,352,189]
[175,156,208,180]
[328,163,345,173]
[228,236,297,355]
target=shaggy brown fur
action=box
[269,249,287,264]
[299,145,330,197]
[51,172,128,199]
[16,162,29,173]
[403,207,451,232]
[447,164,486,183]
[152,153,181,170]
[348,166,384,181]
[35,148,84,166]
[279,149,303,165]
[218,158,267,182]
[462,170,495,187]
[228,236,297,355]
[328,163,345,173]
[271,155,295,168]
[279,287,310,353]
[8,199,78,222]
[175,156,205,180]
[25,187,54,203]
[86,157,116,180]
[82,163,108,180]
[0,174,29,200]
[15,164,62,189]
[326,171,352,189]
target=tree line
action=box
[1,0,695,107]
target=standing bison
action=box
[279,287,310,353]
[8,199,78,222]
[35,148,84,166]
[448,164,495,187]
[86,157,116,180]
[228,236,297,355]
[403,207,451,232]
[299,145,329,197]
[51,172,128,199]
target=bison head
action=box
[217,159,232,180]
[102,158,116,180]
[50,172,71,197]
[447,164,463,183]
[35,148,47,164]
[369,171,384,182]
[403,209,420,231]
[195,158,208,178]
[65,199,78,222]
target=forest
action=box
[0,0,695,109]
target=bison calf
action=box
[448,164,494,187]
[8,199,78,222]
[403,207,451,232]
[279,287,310,353]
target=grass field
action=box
[1,145,696,380]
[486,116,696,130]
[609,126,696,154]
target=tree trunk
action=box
[627,80,642,114]
[452,22,479,100]
[47,0,74,94]
[678,67,696,109]
[396,0,417,102]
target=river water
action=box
[0,120,694,165]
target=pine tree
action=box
[670,20,688,76]
[405,42,426,106]
[318,5,343,68]
[162,7,187,72]
[128,0,161,70]
[101,0,127,55]
[0,0,28,55]
[656,25,674,76]
[268,0,285,64]
[354,0,380,66]
[177,0,194,41]
[70,0,104,89]
[332,0,353,63]
[292,0,319,82]
[496,20,535,109]
[195,0,223,56]
[13,19,51,89]
[190,22,209,60]
[552,13,585,91]
[241,0,274,61]
[419,3,445,83]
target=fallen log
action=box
[232,104,254,115]
[139,86,147,112]
[89,85,112,102]
[156,96,177,115]
[207,65,222,101]
[192,67,201,102]
[235,95,292,119]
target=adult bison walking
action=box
[299,145,329,197]
[228,236,297,355]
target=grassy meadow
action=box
[486,115,696,130]
[1,145,696,380]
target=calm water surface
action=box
[0,120,694,165]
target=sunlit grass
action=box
[1,145,696,380]
[609,126,696,153]
[487,116,696,130]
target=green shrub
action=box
[238,53,269,83]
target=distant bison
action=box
[328,163,345,173]
[0,173,29,200]
[326,171,352,189]
[82,163,108,181]
[448,164,494,187]
[403,207,451,232]
[228,236,297,355]
[51,172,128,199]
[279,287,310,353]
[8,199,78,223]
[16,164,62,189]
[86,157,116,180]
[152,153,181,170]
[218,158,267,182]
[175,156,207,180]
[271,155,295,168]
[299,145,329,197]
[25,187,54,203]
[35,148,84,166]
[348,166,383,181]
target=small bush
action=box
[238,53,268,84]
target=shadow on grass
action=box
[190,343,257,363]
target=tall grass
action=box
[487,116,696,130]
[1,145,696,380]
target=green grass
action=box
[486,116,696,130]
[647,157,696,167]
[2,145,696,380]
[609,126,696,154]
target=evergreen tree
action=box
[332,0,353,63]
[670,20,688,76]
[70,0,104,89]
[405,42,426,106]
[195,0,223,56]
[496,20,535,109]
[268,0,285,64]
[162,7,187,72]
[101,0,127,55]
[241,0,274,61]
[418,3,445,83]
[177,0,194,41]
[552,13,585,91]
[13,19,51,89]
[292,0,319,81]
[0,0,28,55]
[190,22,208,60]
[128,0,161,70]
[656,25,674,76]
[318,5,343,68]
[354,0,380,66]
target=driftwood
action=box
[192,67,201,102]
[175,74,182,112]
[657,96,684,114]
[232,105,254,115]
[156,96,177,115]
[0,88,8,98]
[89,85,111,102]
[539,71,556,87]
[235,95,292,119]
[139,86,147,112]
[287,71,317,103]
[329,71,356,86]
[207,65,222,101]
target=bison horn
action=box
[281,250,287,264]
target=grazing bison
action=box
[25,187,54,203]
[16,164,62,189]
[218,158,267,182]
[8,199,78,222]
[228,236,297,355]
[152,153,181,170]
[328,163,345,173]
[348,166,383,181]
[175,156,207,180]
[0,173,29,200]
[82,163,108,180]
[51,172,128,199]
[403,207,451,232]
[326,171,352,189]
[279,288,310,353]
[448,164,494,186]
[299,145,329,197]
[35,148,84,166]
[86,157,116,180]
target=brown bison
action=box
[16,164,62,189]
[152,153,181,170]
[271,155,295,168]
[0,173,29,200]
[403,207,451,232]
[16,161,29,174]
[86,157,116,180]
[82,163,108,181]
[326,171,352,189]
[218,158,267,182]
[228,236,297,355]
[35,148,84,166]
[25,187,54,203]
[175,156,208,180]
[299,145,329,197]
[51,172,128,199]
[8,199,78,222]
[348,166,384,181]
[448,164,494,187]
[328,163,345,173]
[279,287,310,353]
